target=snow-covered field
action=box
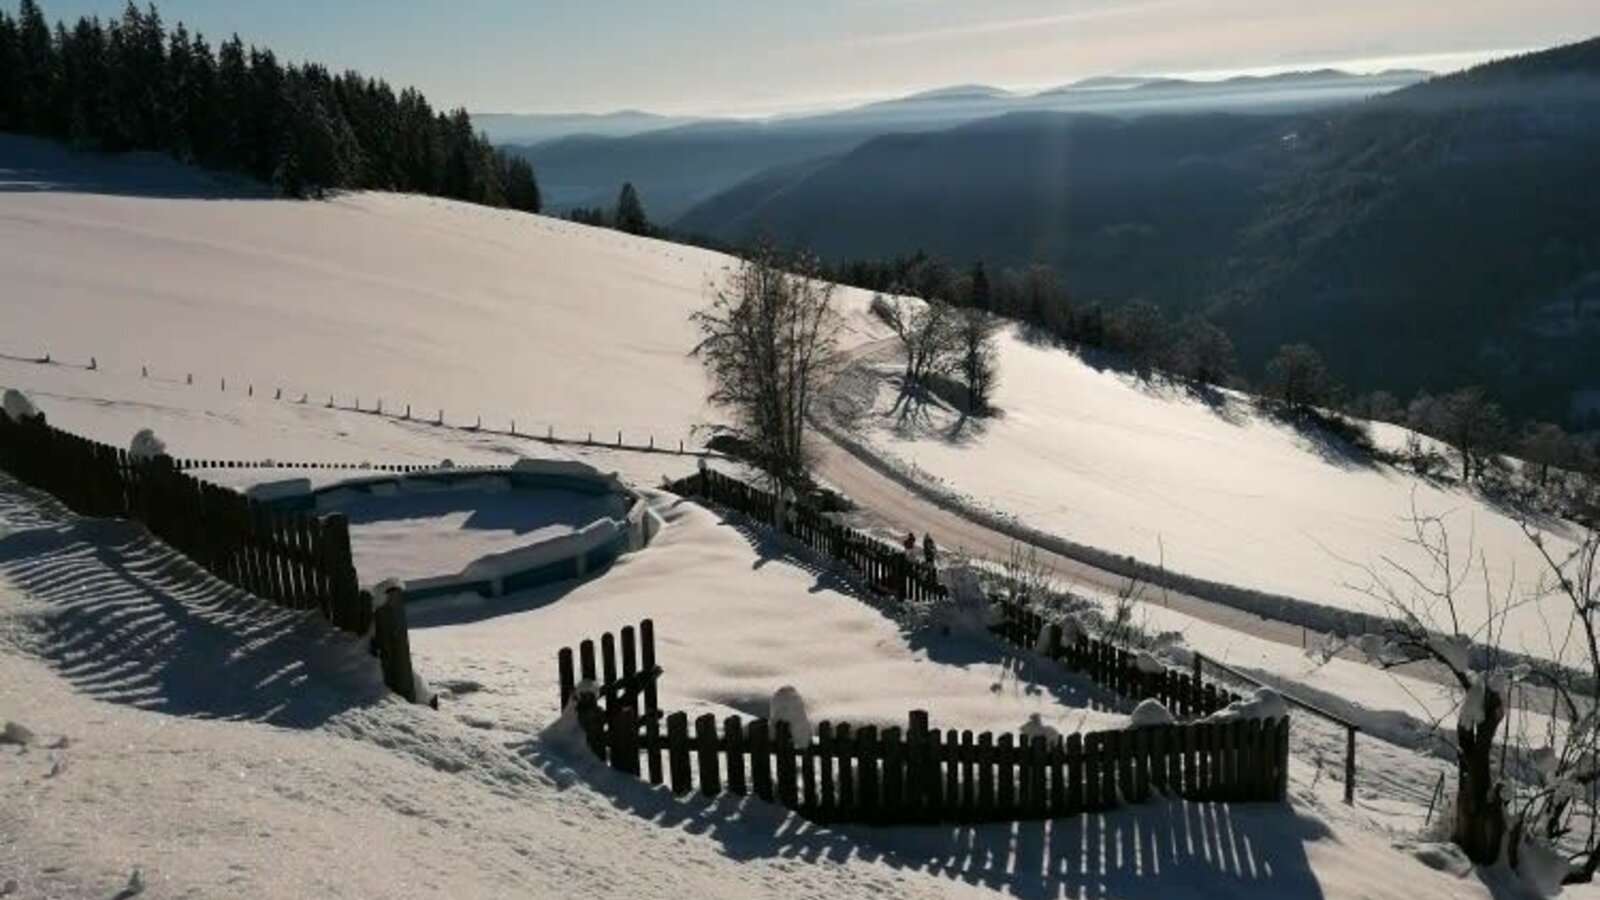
[833,331,1588,665]
[0,136,884,449]
[3,136,1595,898]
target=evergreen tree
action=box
[14,0,54,132]
[0,1,540,213]
[0,11,18,130]
[502,155,540,213]
[614,181,650,235]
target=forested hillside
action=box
[0,0,540,210]
[676,37,1600,422]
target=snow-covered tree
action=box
[1344,502,1600,886]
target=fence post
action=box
[640,619,659,718]
[724,717,747,795]
[320,513,364,632]
[908,710,931,817]
[817,722,836,818]
[856,726,880,823]
[1344,725,1357,805]
[558,647,576,710]
[750,719,774,802]
[1276,716,1292,801]
[610,704,640,776]
[374,587,418,703]
[666,712,692,795]
[774,721,799,809]
[645,712,664,786]
[578,690,605,759]
[834,723,855,819]
[695,714,721,796]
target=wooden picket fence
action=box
[668,469,947,603]
[0,410,420,702]
[990,596,1242,718]
[559,621,1290,827]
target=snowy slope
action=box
[835,329,1587,664]
[3,137,1594,898]
[0,136,884,449]
[0,469,1553,900]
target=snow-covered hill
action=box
[0,135,883,450]
[2,136,1593,898]
[830,329,1588,665]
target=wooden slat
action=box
[724,716,747,795]
[695,714,721,796]
[774,721,799,809]
[749,719,774,802]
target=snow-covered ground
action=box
[0,135,886,450]
[4,136,1595,897]
[410,495,1127,739]
[831,331,1589,665]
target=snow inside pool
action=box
[330,487,630,584]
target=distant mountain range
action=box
[494,69,1426,218]
[471,110,703,146]
[676,38,1600,421]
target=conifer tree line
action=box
[0,0,540,210]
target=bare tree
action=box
[1409,387,1509,482]
[956,306,1000,414]
[1002,540,1059,606]
[1345,506,1516,863]
[1516,523,1600,884]
[879,294,961,388]
[1522,423,1574,488]
[691,243,842,491]
[1263,343,1337,412]
[1346,503,1600,884]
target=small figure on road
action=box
[922,532,938,566]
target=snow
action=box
[836,328,1589,665]
[1,720,34,745]
[127,427,166,461]
[1207,688,1291,723]
[0,136,883,451]
[1019,712,1062,746]
[1134,649,1167,675]
[2,388,38,422]
[1460,674,1491,731]
[1520,834,1571,897]
[5,137,1600,899]
[326,482,628,584]
[769,685,812,746]
[1129,699,1176,727]
[410,498,1129,739]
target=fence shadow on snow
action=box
[0,477,385,727]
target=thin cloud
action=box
[836,0,1186,50]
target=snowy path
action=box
[810,426,1391,677]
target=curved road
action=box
[811,434,1329,653]
[806,342,1464,695]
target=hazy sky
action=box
[36,0,1599,115]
